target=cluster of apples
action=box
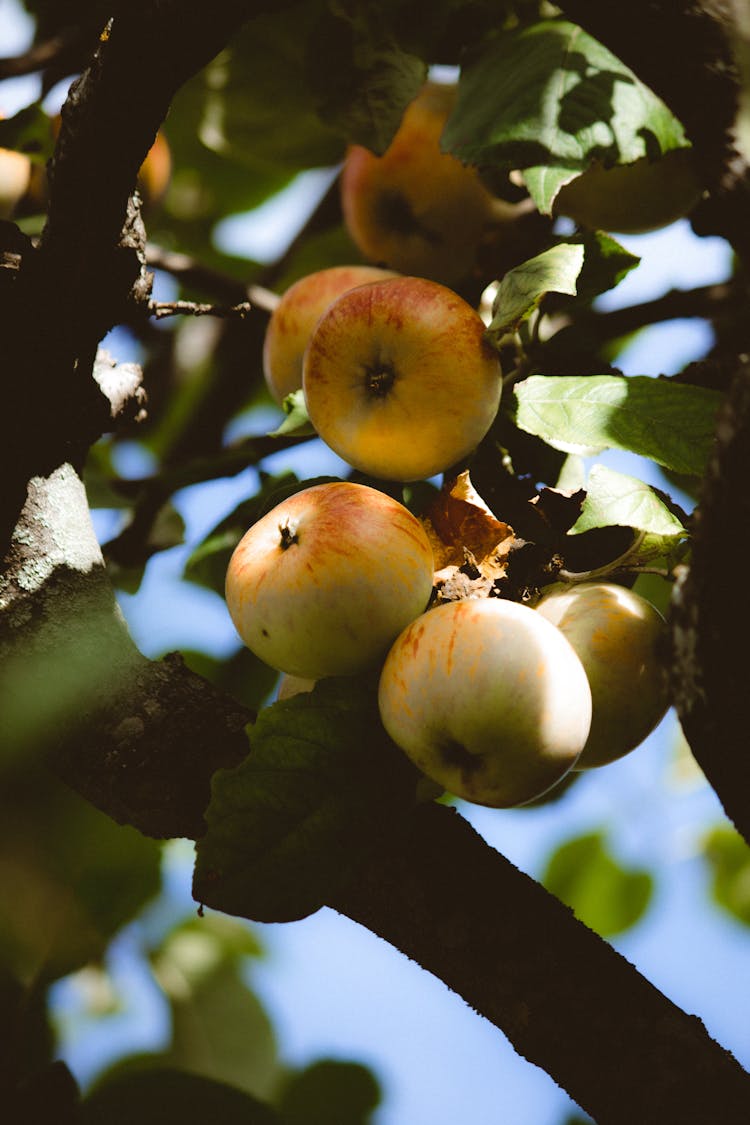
[224,78,677,809]
[225,479,670,809]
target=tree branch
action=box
[331,802,750,1125]
[671,358,750,845]
[0,463,250,840]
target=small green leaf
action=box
[485,243,585,344]
[542,830,653,937]
[307,8,426,152]
[268,390,316,437]
[278,1059,381,1125]
[513,375,722,476]
[193,677,419,923]
[0,102,54,163]
[704,826,750,927]
[560,231,641,304]
[443,20,691,214]
[81,1069,279,1125]
[572,464,686,537]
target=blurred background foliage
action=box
[3,0,750,1121]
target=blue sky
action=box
[4,3,748,1121]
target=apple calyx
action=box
[364,360,397,399]
[278,519,299,550]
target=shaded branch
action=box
[331,802,750,1125]
[671,357,750,845]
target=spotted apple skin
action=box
[303,275,502,482]
[535,582,670,768]
[225,481,435,679]
[378,598,592,808]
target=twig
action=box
[0,30,84,80]
[149,291,278,321]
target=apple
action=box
[378,598,592,808]
[225,481,435,679]
[303,275,502,482]
[276,673,316,700]
[340,81,527,286]
[137,129,172,208]
[0,145,31,219]
[534,581,670,767]
[262,265,398,404]
[553,148,702,234]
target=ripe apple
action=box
[553,148,702,234]
[263,264,398,404]
[0,145,31,219]
[303,275,502,482]
[340,81,528,286]
[225,481,435,679]
[137,129,172,208]
[378,598,592,808]
[535,581,670,767]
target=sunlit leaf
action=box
[444,20,691,213]
[485,243,584,344]
[513,375,722,476]
[704,827,750,927]
[542,830,653,937]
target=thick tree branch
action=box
[0,464,250,840]
[671,358,750,845]
[332,803,750,1125]
[2,0,280,552]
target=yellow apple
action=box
[262,264,398,403]
[225,481,434,679]
[535,581,670,767]
[553,148,702,234]
[302,275,502,481]
[340,81,525,286]
[276,673,316,700]
[378,598,592,808]
[0,145,31,219]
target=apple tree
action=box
[2,1,750,1122]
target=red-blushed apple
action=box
[302,275,502,482]
[553,149,702,234]
[534,581,671,768]
[225,481,435,679]
[262,265,398,404]
[378,598,592,808]
[341,81,526,286]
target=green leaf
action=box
[571,464,686,537]
[559,231,641,304]
[199,6,345,172]
[277,1059,381,1125]
[542,830,653,937]
[0,771,161,983]
[81,1069,279,1125]
[193,677,420,923]
[704,827,750,927]
[149,916,280,1099]
[307,7,426,153]
[513,375,722,476]
[0,102,54,164]
[485,243,585,344]
[443,20,691,213]
[268,390,316,438]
